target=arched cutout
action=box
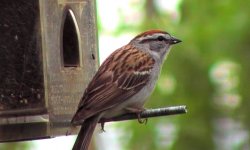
[62,9,80,67]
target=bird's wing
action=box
[71,45,155,124]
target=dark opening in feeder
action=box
[0,0,98,142]
[62,9,80,67]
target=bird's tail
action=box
[72,116,99,150]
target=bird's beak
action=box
[170,36,182,45]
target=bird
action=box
[71,29,181,150]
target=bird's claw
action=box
[101,122,106,132]
[66,130,71,136]
[137,113,148,124]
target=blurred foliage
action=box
[97,0,250,150]
[0,141,33,150]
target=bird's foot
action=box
[100,122,106,132]
[136,112,148,124]
[124,107,148,124]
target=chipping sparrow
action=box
[71,30,181,150]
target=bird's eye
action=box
[157,36,165,41]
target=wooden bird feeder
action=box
[0,0,98,142]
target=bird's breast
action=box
[102,63,161,119]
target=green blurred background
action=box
[96,0,250,149]
[1,0,250,149]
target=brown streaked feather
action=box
[71,45,155,124]
[72,116,99,150]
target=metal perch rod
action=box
[99,105,187,123]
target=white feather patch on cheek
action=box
[134,69,151,75]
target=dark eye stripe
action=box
[139,36,168,44]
